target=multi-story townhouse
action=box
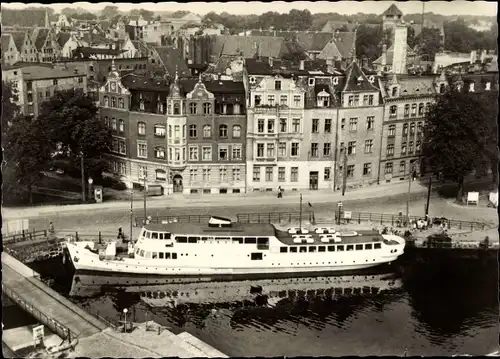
[1,33,24,65]
[57,32,81,58]
[19,30,39,63]
[245,58,307,192]
[100,63,246,195]
[377,72,447,183]
[2,63,88,118]
[336,61,384,190]
[33,28,62,63]
[301,68,339,191]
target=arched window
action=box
[219,124,228,138]
[439,83,445,94]
[104,116,110,127]
[173,102,180,115]
[103,95,109,106]
[154,146,165,159]
[137,122,146,135]
[402,123,408,136]
[411,104,417,116]
[111,117,117,130]
[388,124,396,137]
[118,119,124,132]
[389,105,397,118]
[111,97,117,107]
[232,125,241,138]
[410,123,415,136]
[118,97,124,108]
[189,103,197,114]
[203,125,211,138]
[203,103,211,115]
[189,124,197,138]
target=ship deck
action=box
[274,230,384,246]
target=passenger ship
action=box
[64,216,406,277]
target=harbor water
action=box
[28,253,498,357]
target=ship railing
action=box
[236,211,315,224]
[134,214,212,227]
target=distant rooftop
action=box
[15,65,86,81]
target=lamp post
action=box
[143,176,147,220]
[88,177,93,202]
[123,308,128,333]
[80,152,85,203]
[425,176,432,216]
[406,162,417,225]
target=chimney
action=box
[326,58,334,73]
[392,25,407,74]
[470,50,477,64]
[381,44,387,69]
[299,60,305,70]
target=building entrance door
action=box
[309,171,319,190]
[173,175,183,193]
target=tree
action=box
[407,26,416,49]
[355,24,389,62]
[3,116,51,204]
[2,81,19,142]
[422,89,497,202]
[287,9,312,31]
[415,27,442,60]
[38,89,112,181]
[101,5,120,19]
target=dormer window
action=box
[439,84,445,94]
[391,86,398,97]
[486,82,491,91]
[203,103,211,115]
[308,78,315,86]
[249,76,256,84]
[469,82,475,92]
[357,76,364,85]
[317,90,330,108]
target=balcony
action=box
[254,156,277,164]
[169,160,187,170]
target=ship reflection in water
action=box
[65,262,498,357]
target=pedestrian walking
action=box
[48,222,55,234]
[277,185,282,198]
[117,227,124,240]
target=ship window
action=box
[158,233,164,240]
[308,246,316,252]
[251,253,263,260]
[145,251,152,259]
[152,252,158,259]
[299,246,307,253]
[145,231,151,239]
[346,245,354,251]
[201,236,209,241]
[337,245,344,251]
[365,243,373,250]
[327,245,335,252]
[290,247,297,253]
[139,249,145,257]
[215,237,230,241]
[165,233,171,239]
[140,229,146,238]
[165,252,171,259]
[159,252,164,259]
[233,237,244,244]
[257,237,269,244]
[176,236,187,243]
[318,246,326,252]
[355,244,363,250]
[374,243,381,249]
[245,237,257,244]
[172,253,177,259]
[280,247,288,253]
[152,232,158,239]
[188,237,198,243]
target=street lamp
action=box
[123,308,128,333]
[80,151,85,203]
[88,177,93,202]
[130,189,133,241]
[406,162,417,225]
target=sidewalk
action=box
[1,177,491,220]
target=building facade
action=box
[100,65,247,195]
[245,60,307,192]
[2,64,88,117]
[377,72,445,183]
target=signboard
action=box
[33,325,44,346]
[94,186,103,203]
[466,192,479,206]
[337,202,343,207]
[344,211,352,219]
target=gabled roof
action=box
[318,40,342,60]
[383,4,403,16]
[245,30,333,53]
[211,35,286,59]
[20,65,86,81]
[73,47,127,58]
[321,20,358,33]
[2,35,12,52]
[34,28,50,50]
[11,31,27,52]
[153,46,190,77]
[380,74,437,99]
[57,32,72,47]
[342,61,379,92]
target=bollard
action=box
[99,232,102,244]
[75,232,79,241]
[391,215,394,227]
[358,213,361,224]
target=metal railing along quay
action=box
[3,229,48,244]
